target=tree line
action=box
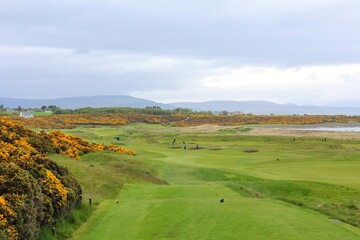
[53,106,212,115]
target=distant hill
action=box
[0,95,175,110]
[171,100,360,115]
[1,96,360,115]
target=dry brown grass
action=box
[244,127,360,140]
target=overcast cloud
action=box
[1,0,360,106]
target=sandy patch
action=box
[244,127,360,140]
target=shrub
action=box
[0,118,81,239]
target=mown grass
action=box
[232,180,360,227]
[194,168,360,227]
[72,184,360,240]
[38,123,360,239]
[39,146,165,239]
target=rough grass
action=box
[230,180,360,227]
[38,203,93,240]
[193,168,360,227]
[218,126,252,133]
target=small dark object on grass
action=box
[116,200,119,204]
[220,198,224,203]
[169,146,182,149]
[209,147,222,151]
[276,158,280,161]
[243,149,259,153]
[90,164,95,167]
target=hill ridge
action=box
[1,95,360,115]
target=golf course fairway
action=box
[59,125,360,239]
[71,183,359,240]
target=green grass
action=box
[218,126,252,133]
[50,151,165,203]
[38,203,93,240]
[72,184,360,240]
[229,180,360,226]
[193,168,360,227]
[41,144,165,239]
[33,111,53,116]
[43,124,360,239]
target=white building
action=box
[19,112,35,118]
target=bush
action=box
[0,118,82,239]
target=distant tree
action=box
[173,108,193,114]
[146,106,162,109]
[0,104,4,111]
[198,111,213,115]
[48,105,59,111]
[220,110,229,116]
[54,109,73,114]
[17,105,22,111]
[41,105,47,111]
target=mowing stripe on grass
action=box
[72,184,360,240]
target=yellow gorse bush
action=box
[0,117,136,239]
[43,170,68,207]
[48,130,136,159]
[0,118,82,239]
[6,113,360,129]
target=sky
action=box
[1,0,360,106]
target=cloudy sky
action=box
[1,0,360,106]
